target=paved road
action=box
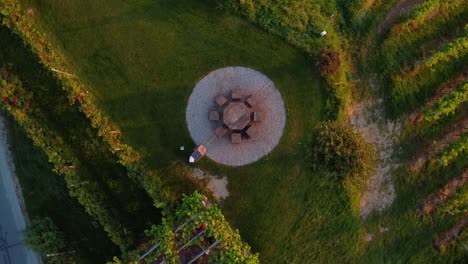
[0,115,41,264]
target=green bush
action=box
[308,121,376,192]
[423,82,468,122]
[24,217,73,264]
[434,132,468,168]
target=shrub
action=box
[319,48,341,76]
[308,121,376,191]
[24,217,74,264]
[435,133,468,167]
[423,82,468,122]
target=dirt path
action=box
[0,115,41,263]
[352,0,430,220]
[349,78,402,219]
[377,0,426,35]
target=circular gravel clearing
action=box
[186,67,286,166]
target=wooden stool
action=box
[232,89,243,100]
[215,95,228,107]
[245,126,257,139]
[214,127,227,137]
[209,110,220,121]
[231,133,242,144]
[252,112,263,122]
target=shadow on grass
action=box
[0,25,161,246]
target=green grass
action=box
[22,0,326,167]
[11,0,468,262]
[0,24,161,250]
[16,0,366,262]
[361,157,468,263]
[4,116,120,263]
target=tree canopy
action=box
[309,121,376,191]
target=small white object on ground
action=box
[180,146,185,151]
[320,31,327,37]
[189,156,195,163]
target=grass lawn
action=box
[17,0,369,262]
[361,159,468,263]
[0,24,161,250]
[5,116,120,263]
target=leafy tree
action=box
[24,217,73,263]
[308,121,376,191]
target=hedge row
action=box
[423,81,468,122]
[0,72,131,250]
[380,0,467,72]
[218,0,353,120]
[434,132,468,168]
[389,34,468,115]
[0,0,198,208]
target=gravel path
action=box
[186,67,286,166]
[349,79,402,219]
[0,115,41,264]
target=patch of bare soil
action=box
[433,212,468,251]
[349,79,402,219]
[377,0,426,35]
[417,169,468,216]
[410,118,468,171]
[190,168,229,201]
